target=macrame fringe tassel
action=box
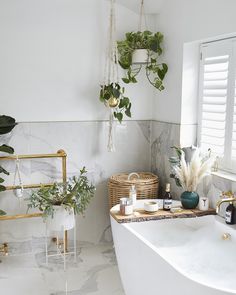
[107,110,115,152]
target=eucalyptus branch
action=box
[27,169,95,218]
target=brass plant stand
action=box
[45,221,77,271]
[0,150,69,254]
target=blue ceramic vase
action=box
[180,191,199,209]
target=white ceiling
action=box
[116,0,163,14]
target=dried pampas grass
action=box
[174,148,214,192]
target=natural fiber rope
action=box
[102,0,119,152]
[107,108,115,152]
[103,0,119,85]
[138,0,148,31]
[13,155,24,203]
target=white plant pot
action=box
[46,206,75,232]
[132,49,149,64]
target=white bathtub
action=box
[110,199,236,295]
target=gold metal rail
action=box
[0,149,68,250]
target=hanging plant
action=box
[0,115,17,215]
[99,0,133,151]
[99,83,131,123]
[117,30,168,90]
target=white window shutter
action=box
[198,41,231,160]
[230,41,236,161]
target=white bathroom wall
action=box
[153,0,236,124]
[0,0,156,244]
[0,0,154,121]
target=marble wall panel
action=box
[0,121,151,243]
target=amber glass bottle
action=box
[163,183,172,211]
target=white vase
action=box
[46,206,75,232]
[132,49,149,64]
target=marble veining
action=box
[0,238,124,295]
[151,121,181,198]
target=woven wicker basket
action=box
[108,172,159,209]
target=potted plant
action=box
[170,147,213,209]
[117,30,168,90]
[0,115,17,215]
[27,167,95,231]
[100,82,131,123]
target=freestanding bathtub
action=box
[110,199,236,295]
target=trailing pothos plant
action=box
[0,115,17,215]
[117,30,168,90]
[100,82,131,123]
[27,167,95,218]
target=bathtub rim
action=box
[111,213,236,294]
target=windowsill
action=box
[211,170,236,182]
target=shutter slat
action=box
[205,55,229,63]
[203,97,226,104]
[201,127,225,138]
[204,72,228,81]
[202,120,225,130]
[204,80,227,89]
[202,112,225,121]
[202,104,226,113]
[204,62,228,72]
[203,89,227,96]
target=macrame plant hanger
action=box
[138,0,147,31]
[13,155,24,206]
[103,0,119,152]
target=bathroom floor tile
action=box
[0,240,125,295]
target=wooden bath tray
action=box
[110,208,216,223]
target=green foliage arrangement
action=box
[169,146,183,188]
[100,82,131,123]
[0,115,17,216]
[27,167,95,218]
[117,30,168,90]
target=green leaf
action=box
[131,76,137,83]
[125,108,131,118]
[171,146,183,159]
[104,92,111,101]
[112,88,120,98]
[118,99,125,109]
[158,69,165,81]
[116,112,123,123]
[0,185,6,192]
[162,63,168,73]
[0,209,6,216]
[0,166,9,176]
[175,177,182,187]
[122,78,130,84]
[159,85,165,91]
[0,115,17,135]
[118,60,131,70]
[123,97,130,107]
[151,58,156,64]
[0,178,4,183]
[149,40,158,52]
[154,79,162,89]
[0,144,14,154]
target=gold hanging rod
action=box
[0,149,67,161]
[0,213,43,221]
[5,183,54,191]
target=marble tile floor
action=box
[0,238,125,295]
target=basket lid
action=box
[109,172,158,185]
